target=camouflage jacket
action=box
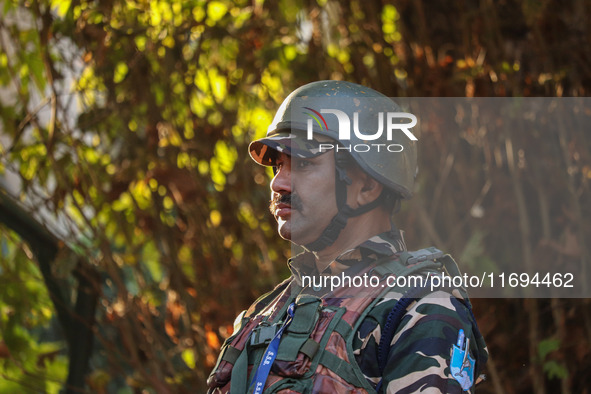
[208,229,488,393]
[290,229,488,393]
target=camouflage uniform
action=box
[208,229,488,393]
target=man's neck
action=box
[312,210,392,273]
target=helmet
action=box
[250,80,417,198]
[249,80,418,251]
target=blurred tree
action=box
[0,0,589,392]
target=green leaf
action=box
[538,337,560,361]
[51,0,72,17]
[207,1,228,23]
[181,349,196,368]
[543,360,568,380]
[113,62,129,83]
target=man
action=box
[207,81,488,393]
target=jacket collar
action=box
[288,227,407,284]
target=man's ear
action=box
[357,173,384,205]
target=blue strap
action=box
[250,302,295,394]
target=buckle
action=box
[406,248,444,265]
[250,324,280,347]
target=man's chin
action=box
[278,230,291,241]
[279,228,321,247]
[276,221,291,241]
[277,226,309,245]
[276,218,324,245]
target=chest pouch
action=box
[273,295,322,377]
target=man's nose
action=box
[270,164,291,194]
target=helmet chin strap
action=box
[304,152,384,252]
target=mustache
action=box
[269,193,303,214]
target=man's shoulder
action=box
[245,277,293,317]
[355,288,488,393]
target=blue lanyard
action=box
[250,302,295,394]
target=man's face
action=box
[269,151,338,245]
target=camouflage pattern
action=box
[249,131,329,166]
[353,290,488,393]
[207,230,488,393]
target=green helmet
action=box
[249,80,418,251]
[249,80,417,199]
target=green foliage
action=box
[538,338,568,380]
[537,337,560,361]
[0,230,68,393]
[1,0,306,390]
[542,360,568,380]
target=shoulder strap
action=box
[397,247,444,266]
[370,247,444,279]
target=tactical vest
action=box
[207,248,463,393]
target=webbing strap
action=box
[395,251,412,266]
[304,211,348,251]
[300,339,320,359]
[440,254,462,277]
[320,351,362,386]
[371,263,397,277]
[397,247,444,266]
[222,346,241,365]
[229,342,249,394]
[367,253,406,277]
[333,318,353,339]
[371,254,442,278]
